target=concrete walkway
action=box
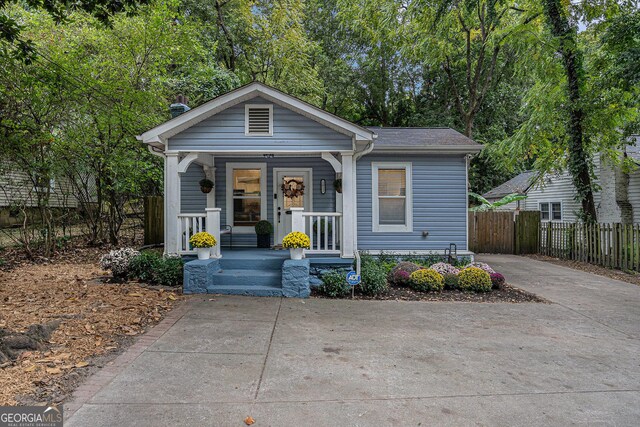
[66,255,640,426]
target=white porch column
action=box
[341,153,355,258]
[165,153,180,255]
[206,207,222,258]
[290,207,305,233]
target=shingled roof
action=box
[366,127,482,152]
[483,171,538,200]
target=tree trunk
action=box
[542,0,597,222]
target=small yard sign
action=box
[346,271,361,286]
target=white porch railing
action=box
[177,213,206,254]
[296,210,342,254]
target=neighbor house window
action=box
[226,163,267,231]
[540,202,562,221]
[372,162,413,232]
[245,104,273,136]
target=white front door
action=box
[274,168,312,244]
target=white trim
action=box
[465,154,470,251]
[362,249,475,260]
[372,146,483,154]
[225,162,268,233]
[539,201,563,222]
[272,168,314,243]
[138,82,374,144]
[244,104,273,136]
[372,162,413,233]
[321,152,342,173]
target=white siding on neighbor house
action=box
[0,169,79,208]
[167,97,353,152]
[357,154,468,251]
[629,167,640,223]
[524,158,607,222]
[524,172,582,222]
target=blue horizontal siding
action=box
[181,164,207,214]
[179,157,336,247]
[168,97,352,151]
[357,154,468,251]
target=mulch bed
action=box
[527,254,640,287]
[312,283,547,303]
[0,245,182,405]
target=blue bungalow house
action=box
[137,82,482,296]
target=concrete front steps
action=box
[207,256,284,296]
[183,249,353,297]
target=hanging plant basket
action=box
[199,178,214,194]
[333,179,342,194]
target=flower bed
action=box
[312,254,545,303]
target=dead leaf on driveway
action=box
[244,416,255,425]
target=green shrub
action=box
[409,269,444,292]
[381,261,396,274]
[388,261,422,286]
[458,267,492,293]
[319,270,350,298]
[152,257,184,287]
[254,220,273,235]
[359,259,388,296]
[129,252,161,282]
[443,273,460,290]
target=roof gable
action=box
[138,82,374,146]
[483,171,538,199]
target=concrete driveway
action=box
[66,255,640,426]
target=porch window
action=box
[372,162,413,232]
[226,163,267,232]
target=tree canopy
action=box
[0,0,638,252]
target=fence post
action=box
[144,196,164,245]
[206,208,222,259]
[290,207,305,233]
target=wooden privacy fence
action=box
[540,222,640,272]
[468,211,540,255]
[144,196,164,245]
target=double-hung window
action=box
[226,163,267,232]
[372,162,413,232]
[540,202,561,221]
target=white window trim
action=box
[372,162,413,233]
[226,162,268,233]
[539,201,563,222]
[244,104,273,136]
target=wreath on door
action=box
[281,179,305,198]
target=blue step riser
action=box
[212,271,282,288]
[219,258,284,270]
[205,286,283,297]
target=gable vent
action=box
[245,104,273,136]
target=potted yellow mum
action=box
[282,231,310,260]
[189,231,217,260]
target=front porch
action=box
[165,152,357,260]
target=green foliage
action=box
[359,258,388,296]
[458,267,492,293]
[128,252,183,287]
[254,220,273,235]
[443,273,460,290]
[128,251,161,282]
[319,270,350,298]
[409,269,444,292]
[469,192,529,212]
[152,257,184,287]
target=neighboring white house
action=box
[483,137,640,223]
